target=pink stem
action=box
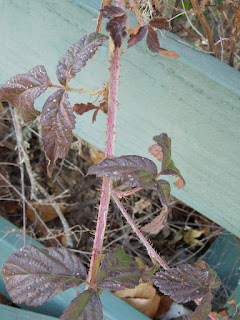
[86,0,124,285]
[112,191,219,320]
[111,191,169,270]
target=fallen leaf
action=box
[26,201,68,223]
[141,207,167,235]
[133,198,151,213]
[115,282,161,319]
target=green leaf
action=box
[152,133,172,171]
[97,246,142,291]
[60,289,103,320]
[162,159,186,189]
[156,179,171,206]
[1,245,86,306]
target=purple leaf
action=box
[1,245,87,306]
[97,246,142,291]
[106,14,128,48]
[127,25,148,48]
[73,102,100,123]
[149,16,170,31]
[100,5,125,18]
[60,289,103,320]
[189,292,212,320]
[146,26,161,53]
[87,155,158,189]
[150,264,213,303]
[56,33,108,85]
[40,89,76,174]
[0,66,51,122]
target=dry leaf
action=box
[26,201,68,223]
[141,208,167,234]
[183,228,205,246]
[115,282,161,318]
[133,198,151,213]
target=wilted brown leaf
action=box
[141,207,167,235]
[26,201,68,223]
[149,16,170,31]
[115,282,161,319]
[148,143,163,161]
[146,26,161,53]
[159,49,180,59]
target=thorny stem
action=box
[86,0,124,286]
[112,190,169,270]
[112,191,219,320]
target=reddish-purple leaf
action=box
[0,66,51,122]
[87,155,158,189]
[60,289,103,320]
[101,5,125,18]
[189,292,213,320]
[73,102,100,123]
[56,33,108,85]
[150,264,213,303]
[97,246,142,291]
[127,25,148,48]
[146,26,161,53]
[149,16,170,31]
[40,89,76,174]
[1,245,86,306]
[106,14,128,48]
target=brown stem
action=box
[86,0,124,286]
[229,3,240,67]
[190,0,215,54]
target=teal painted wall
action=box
[0,0,240,238]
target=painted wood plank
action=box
[0,1,240,238]
[0,304,58,320]
[0,216,150,320]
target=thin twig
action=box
[11,109,73,247]
[190,0,215,54]
[11,108,26,245]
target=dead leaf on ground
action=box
[26,201,68,223]
[133,198,151,213]
[115,282,161,319]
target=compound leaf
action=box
[149,16,170,31]
[97,246,142,291]
[127,25,148,48]
[60,289,103,320]
[146,26,161,53]
[1,245,87,306]
[0,65,51,122]
[150,264,214,304]
[56,33,108,85]
[40,89,76,174]
[101,5,124,18]
[87,155,158,189]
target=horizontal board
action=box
[0,216,149,320]
[0,304,57,320]
[0,0,240,238]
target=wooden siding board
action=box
[0,216,150,319]
[0,0,240,237]
[0,304,58,320]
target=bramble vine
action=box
[0,1,220,320]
